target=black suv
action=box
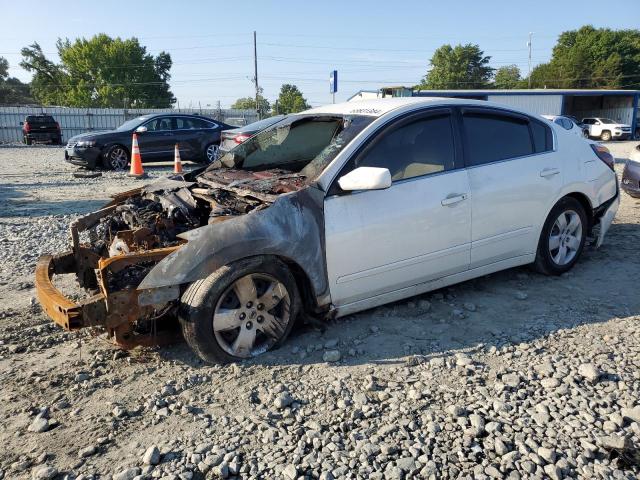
[65,113,233,170]
[21,115,63,145]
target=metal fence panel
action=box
[0,106,258,143]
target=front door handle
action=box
[540,168,560,178]
[441,194,467,206]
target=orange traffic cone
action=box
[173,143,183,174]
[128,133,145,178]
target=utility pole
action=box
[253,31,260,119]
[527,32,533,89]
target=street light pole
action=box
[253,31,260,119]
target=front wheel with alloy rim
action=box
[204,143,219,163]
[102,144,130,170]
[533,197,588,275]
[600,131,612,141]
[179,256,300,363]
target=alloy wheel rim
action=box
[213,273,290,358]
[110,148,128,170]
[549,210,582,266]
[206,144,219,162]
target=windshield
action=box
[213,114,374,180]
[116,116,149,131]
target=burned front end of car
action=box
[35,169,306,347]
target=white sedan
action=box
[38,97,620,363]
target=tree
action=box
[231,87,270,115]
[275,84,310,114]
[528,26,640,89]
[0,56,36,104]
[418,44,493,90]
[20,34,175,107]
[493,65,521,89]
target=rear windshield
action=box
[26,116,55,123]
[214,114,374,180]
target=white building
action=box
[348,87,640,137]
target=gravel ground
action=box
[1,145,639,480]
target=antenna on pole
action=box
[527,32,533,89]
[253,31,260,119]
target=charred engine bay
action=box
[93,168,306,291]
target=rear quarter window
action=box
[530,120,553,152]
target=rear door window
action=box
[462,111,534,166]
[175,117,215,130]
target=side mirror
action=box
[338,166,392,192]
[135,125,148,134]
[595,121,601,125]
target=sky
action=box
[1,0,639,108]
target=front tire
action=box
[600,130,612,142]
[179,256,300,363]
[533,197,588,275]
[102,144,130,171]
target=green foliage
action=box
[418,44,493,90]
[493,65,521,89]
[0,57,8,79]
[528,26,640,89]
[231,88,270,114]
[275,84,310,114]
[20,35,175,107]
[0,56,36,104]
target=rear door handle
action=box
[441,194,467,206]
[540,168,560,178]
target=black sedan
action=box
[65,113,232,170]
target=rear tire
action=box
[533,197,588,275]
[600,130,612,141]
[179,256,300,363]
[204,143,220,163]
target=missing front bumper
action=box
[35,245,182,348]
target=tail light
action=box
[234,134,250,144]
[591,144,615,171]
[24,122,31,133]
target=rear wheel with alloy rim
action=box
[102,145,129,170]
[534,197,588,275]
[204,143,219,163]
[179,256,300,363]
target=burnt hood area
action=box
[87,168,309,259]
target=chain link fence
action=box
[0,106,258,143]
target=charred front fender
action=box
[138,186,330,305]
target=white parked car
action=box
[582,117,632,141]
[541,115,588,138]
[37,97,620,363]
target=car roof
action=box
[138,113,216,120]
[302,97,540,118]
